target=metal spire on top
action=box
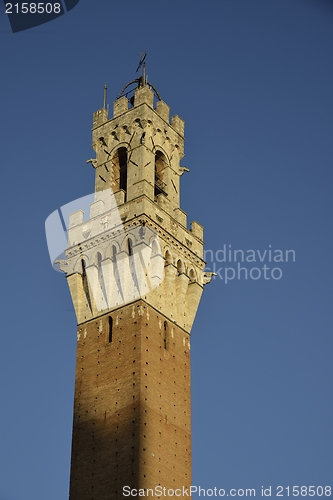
[116,53,162,102]
[136,51,147,86]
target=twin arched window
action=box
[110,147,167,202]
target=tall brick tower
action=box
[61,76,212,499]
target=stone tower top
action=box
[91,80,186,220]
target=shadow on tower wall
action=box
[69,402,141,500]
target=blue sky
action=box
[0,1,332,499]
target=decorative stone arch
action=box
[74,254,90,274]
[176,259,184,276]
[95,251,103,266]
[106,241,121,259]
[150,238,161,257]
[164,249,173,265]
[153,145,169,161]
[109,141,129,154]
[109,244,120,262]
[189,268,197,283]
[127,237,134,257]
[119,233,137,254]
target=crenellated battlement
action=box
[99,85,183,134]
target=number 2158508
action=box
[5,3,61,14]
[276,486,331,496]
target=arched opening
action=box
[96,252,107,304]
[165,250,172,265]
[112,245,123,302]
[150,240,163,286]
[97,252,103,280]
[154,150,167,200]
[127,238,133,257]
[177,259,183,276]
[111,147,128,199]
[151,239,161,258]
[111,245,117,262]
[127,238,140,295]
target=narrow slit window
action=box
[164,321,168,349]
[108,316,113,343]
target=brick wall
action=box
[69,299,192,500]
